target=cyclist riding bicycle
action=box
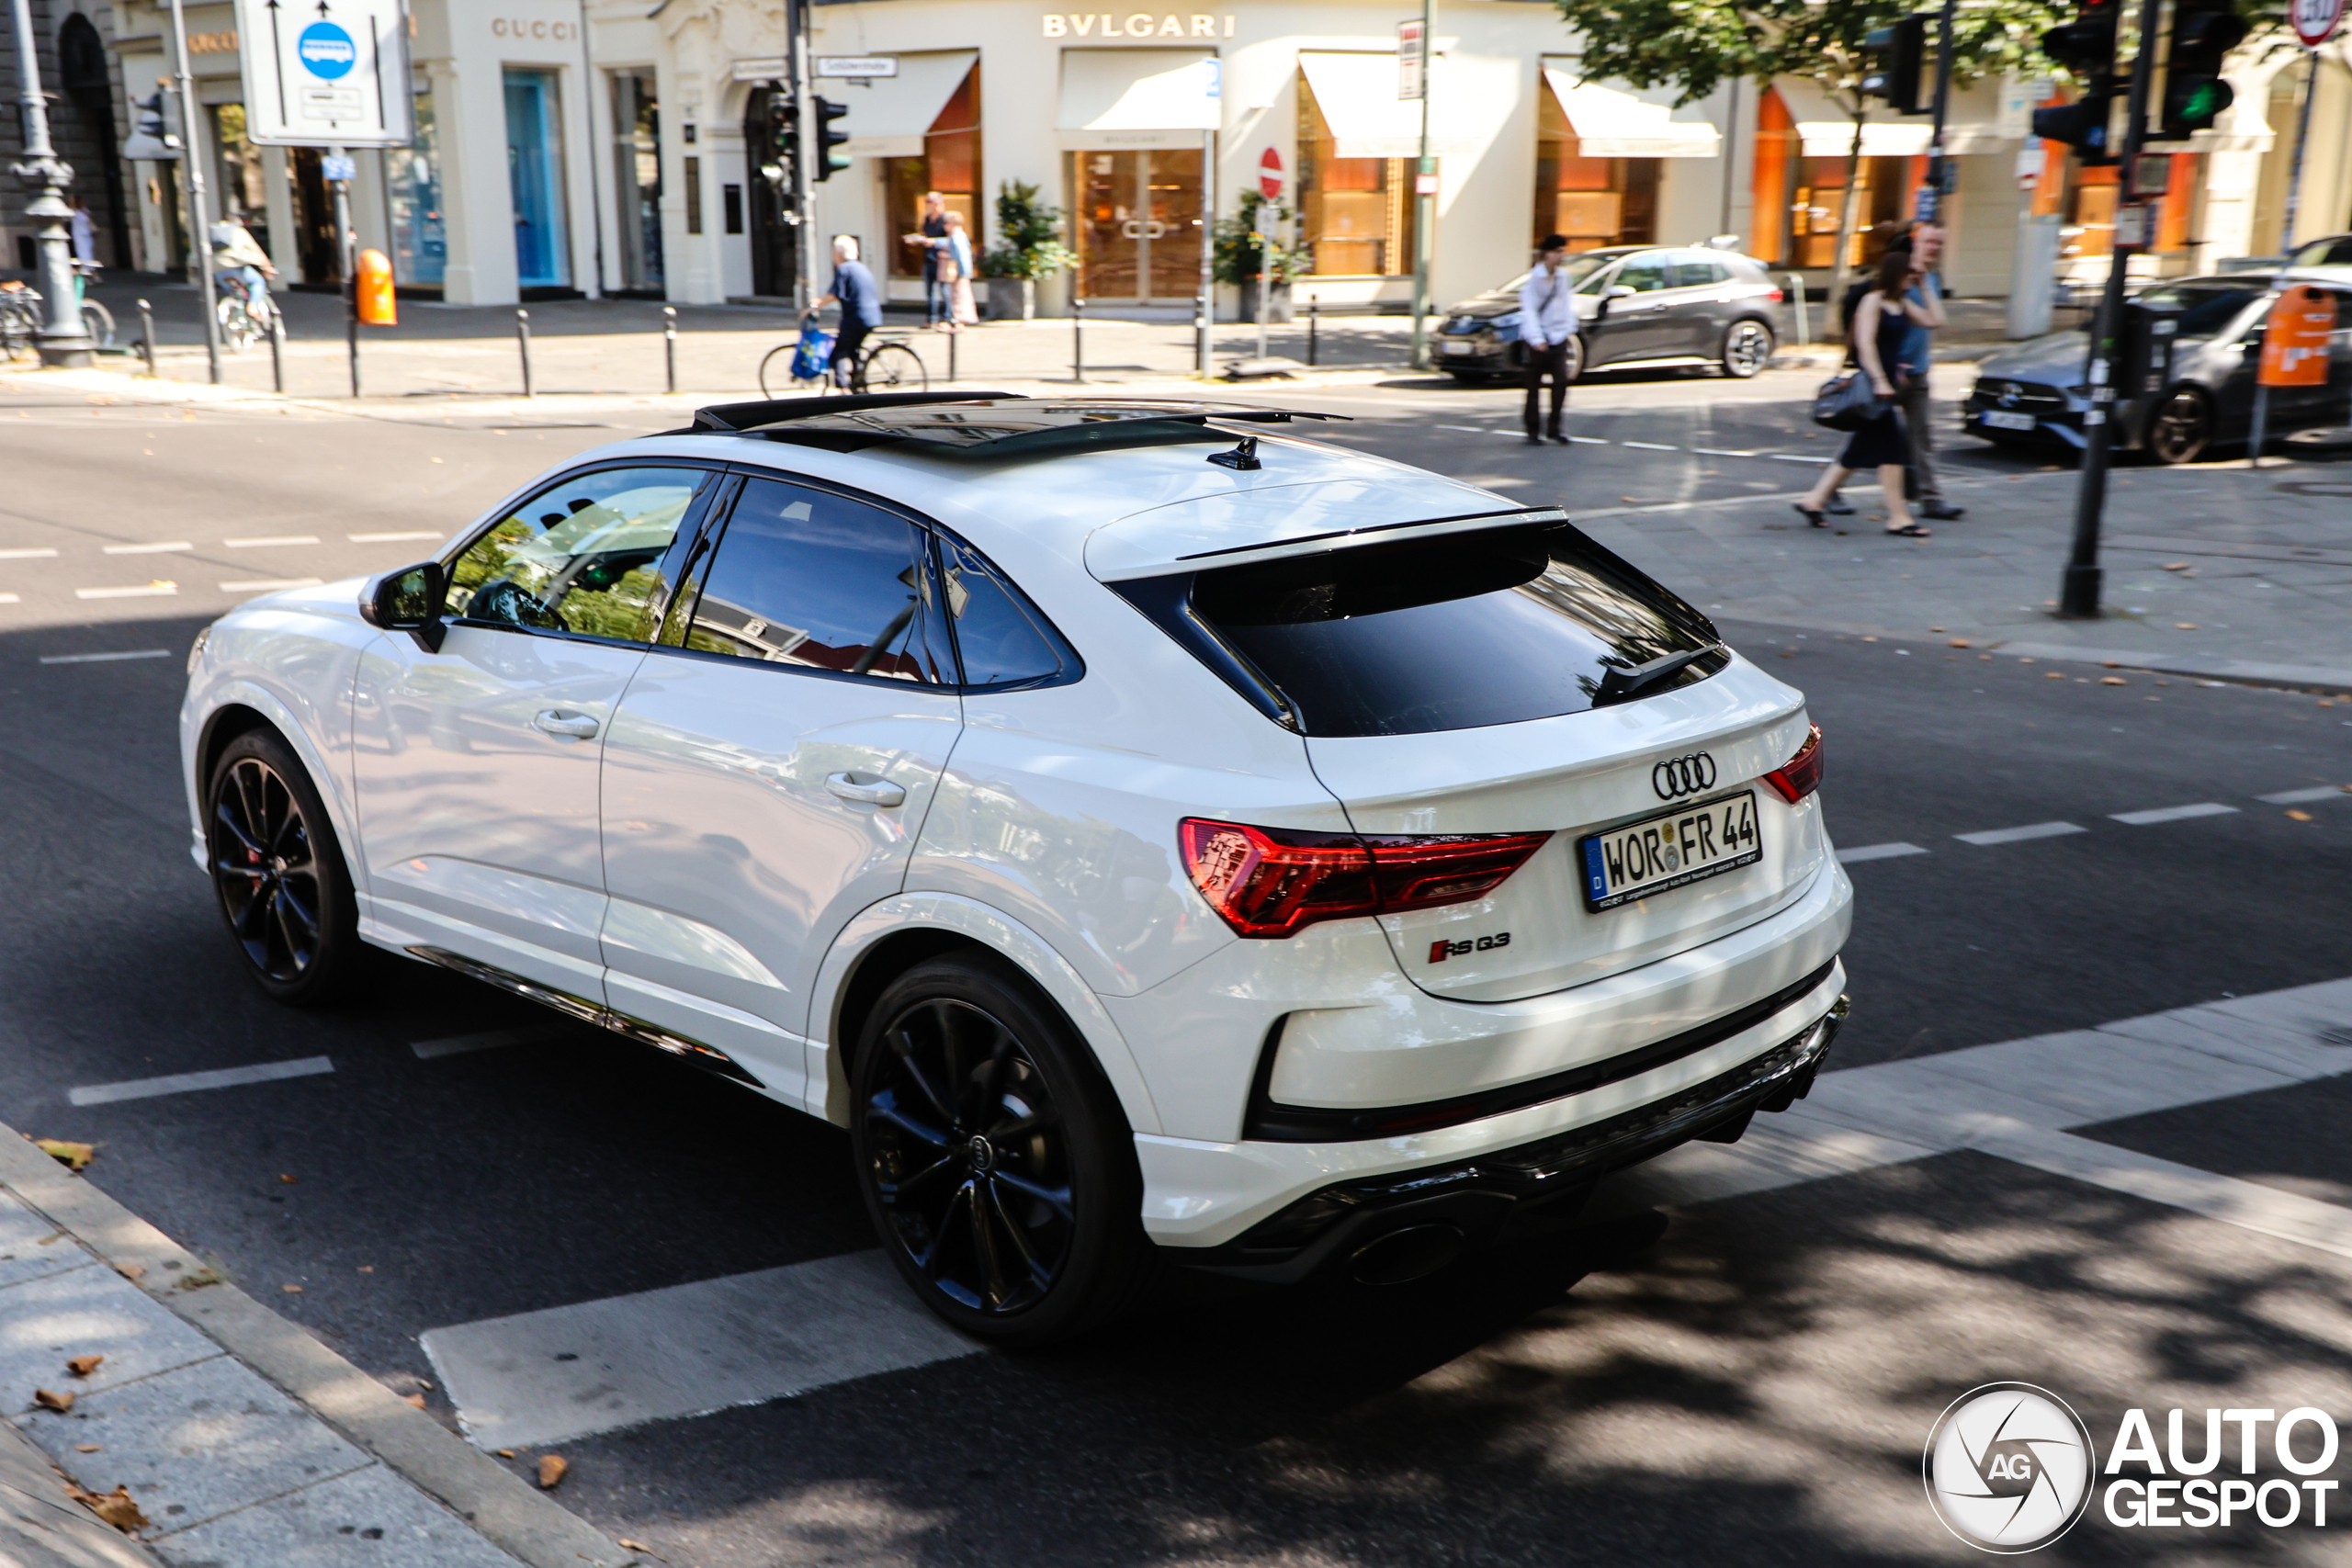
[803,234,882,390]
[209,212,277,312]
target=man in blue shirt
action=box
[1895,220,1962,519]
[807,235,885,389]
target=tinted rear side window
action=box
[2136,283,2262,337]
[1166,524,1720,737]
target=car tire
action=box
[204,728,365,1007]
[851,953,1150,1347]
[1719,319,1775,378]
[2143,387,2213,465]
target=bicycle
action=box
[72,262,115,348]
[758,323,927,399]
[0,268,111,354]
[213,271,278,354]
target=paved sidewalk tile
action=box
[153,1463,521,1568]
[0,1192,80,1293]
[15,1355,371,1537]
[0,1268,221,1411]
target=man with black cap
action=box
[1519,233,1578,445]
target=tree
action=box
[1549,0,2068,330]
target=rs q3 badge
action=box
[1430,933,1510,963]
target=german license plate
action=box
[1982,410,2036,431]
[1578,790,1760,910]
[1441,340,1476,355]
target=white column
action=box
[260,143,299,276]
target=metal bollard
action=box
[662,306,677,395]
[137,299,157,377]
[1071,296,1086,385]
[947,322,958,384]
[268,310,286,394]
[1789,275,1809,350]
[1307,295,1319,367]
[1194,290,1209,378]
[516,309,534,397]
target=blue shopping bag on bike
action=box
[790,321,835,384]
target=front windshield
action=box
[1498,253,1628,300]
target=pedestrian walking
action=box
[1795,247,1944,537]
[1824,219,1963,520]
[805,235,884,389]
[901,191,951,328]
[1520,233,1578,446]
[940,212,979,332]
[68,195,97,266]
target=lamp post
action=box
[1406,0,1435,370]
[7,0,96,367]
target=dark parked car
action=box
[1434,245,1784,384]
[1964,275,2352,464]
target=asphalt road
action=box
[4,379,2349,1565]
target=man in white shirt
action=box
[1519,232,1578,445]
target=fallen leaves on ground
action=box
[402,1393,426,1409]
[33,1140,94,1171]
[2101,676,2128,686]
[2288,809,2315,821]
[2162,561,2191,571]
[68,1483,148,1533]
[115,1263,144,1282]
[282,1284,303,1293]
[537,1455,569,1490]
[34,1389,74,1413]
[618,1540,668,1562]
[2045,671,2066,680]
[66,1355,102,1377]
[74,1444,100,1453]
[175,1269,223,1292]
[279,1173,297,1184]
[496,1449,516,1459]
[2177,622,2199,630]
[1948,637,1972,649]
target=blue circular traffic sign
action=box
[297,21,357,80]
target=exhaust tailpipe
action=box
[1347,1223,1465,1286]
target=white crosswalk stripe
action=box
[69,1056,335,1106]
[1954,821,2085,846]
[2257,785,2348,805]
[1837,841,1927,863]
[2110,802,2237,825]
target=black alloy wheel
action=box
[852,956,1147,1345]
[206,729,361,1006]
[1720,319,1775,378]
[2144,387,2214,465]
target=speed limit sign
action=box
[2293,0,2346,49]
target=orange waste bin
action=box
[356,249,397,326]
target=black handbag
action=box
[1812,371,1887,432]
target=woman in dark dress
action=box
[1797,248,1945,536]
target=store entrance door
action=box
[1073,148,1203,305]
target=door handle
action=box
[825,773,906,807]
[531,709,600,739]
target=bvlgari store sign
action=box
[1044,13,1238,37]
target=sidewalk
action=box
[1574,460,2352,690]
[0,1125,636,1568]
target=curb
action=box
[0,1417,164,1568]
[0,1129,638,1568]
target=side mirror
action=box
[359,561,447,653]
[1604,285,1638,299]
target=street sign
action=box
[320,154,356,183]
[815,55,898,78]
[232,0,413,148]
[1259,147,1283,200]
[1396,20,1425,101]
[2259,285,2337,386]
[2292,0,2347,48]
[2113,201,2154,249]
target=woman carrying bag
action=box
[1796,248,1945,537]
[940,213,979,332]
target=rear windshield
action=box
[1137,523,1721,737]
[2135,282,2262,337]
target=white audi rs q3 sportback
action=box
[182,396,1851,1343]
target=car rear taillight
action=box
[1179,819,1553,939]
[1767,287,1785,304]
[1763,724,1824,804]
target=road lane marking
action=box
[0,547,59,559]
[1953,821,2086,846]
[224,536,321,548]
[1972,1128,2352,1261]
[1692,447,1758,457]
[411,1027,560,1060]
[1767,453,1826,463]
[2109,802,2238,825]
[74,584,177,600]
[2257,785,2348,804]
[69,1056,335,1107]
[219,578,324,593]
[0,594,17,604]
[1566,435,1608,445]
[1621,441,1677,450]
[39,649,171,665]
[1434,424,1487,433]
[1837,841,1927,863]
[102,541,191,555]
[347,531,442,544]
[420,1249,978,1450]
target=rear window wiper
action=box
[1591,644,1724,708]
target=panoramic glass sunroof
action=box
[691,397,1343,455]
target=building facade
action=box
[12,1,2352,316]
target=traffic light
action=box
[812,96,852,183]
[1861,15,1930,116]
[762,91,797,185]
[2032,0,2121,164]
[2155,0,2245,141]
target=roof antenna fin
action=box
[1206,434,1261,471]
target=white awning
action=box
[1058,49,1220,141]
[1296,51,1479,159]
[1539,70,1719,158]
[1770,77,2018,157]
[808,51,977,160]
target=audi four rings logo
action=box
[1652,752,1717,800]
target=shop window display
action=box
[1532,80,1657,253]
[887,65,981,283]
[1296,74,1411,276]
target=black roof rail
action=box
[690,389,1028,433]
